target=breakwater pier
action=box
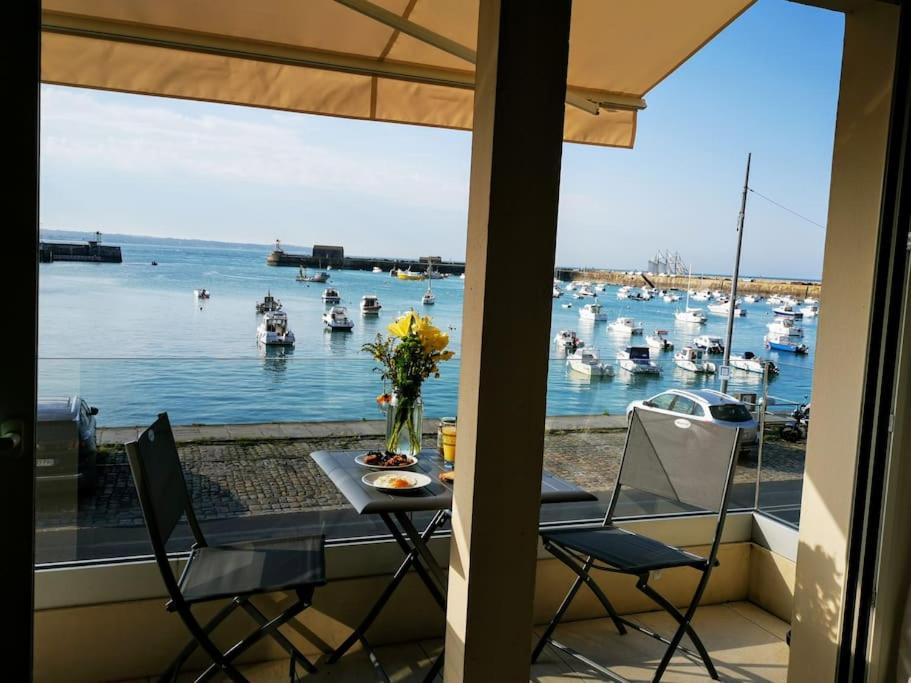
[39,237,122,264]
[266,242,466,275]
[556,267,821,299]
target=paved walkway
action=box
[39,419,804,532]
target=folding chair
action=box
[532,408,743,682]
[125,413,326,682]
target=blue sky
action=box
[39,0,843,280]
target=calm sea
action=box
[38,240,816,426]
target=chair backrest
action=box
[125,413,205,559]
[610,408,742,519]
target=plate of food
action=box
[355,450,418,469]
[361,470,432,492]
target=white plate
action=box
[361,470,432,491]
[354,453,418,469]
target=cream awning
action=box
[40,0,753,148]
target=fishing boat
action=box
[397,269,425,281]
[768,318,804,338]
[693,334,724,354]
[730,351,779,375]
[257,310,295,346]
[552,286,562,298]
[422,281,435,305]
[800,304,819,318]
[322,306,354,331]
[296,265,329,283]
[151,260,158,266]
[803,296,819,305]
[255,291,282,314]
[765,332,809,354]
[773,304,803,318]
[645,329,674,351]
[579,302,608,322]
[554,329,585,352]
[616,285,631,299]
[674,346,717,374]
[617,346,661,374]
[360,295,382,315]
[608,316,643,335]
[567,348,613,377]
[194,288,211,299]
[577,286,596,298]
[663,293,681,303]
[744,294,763,303]
[321,287,341,304]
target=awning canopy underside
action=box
[41,0,753,148]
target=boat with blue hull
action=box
[765,333,809,354]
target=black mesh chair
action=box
[125,413,326,682]
[532,408,743,682]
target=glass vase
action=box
[385,392,423,456]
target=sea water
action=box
[38,239,816,426]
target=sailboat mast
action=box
[720,152,751,394]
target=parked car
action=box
[626,388,758,454]
[36,396,99,493]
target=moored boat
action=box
[360,295,382,315]
[768,318,804,338]
[617,346,661,374]
[579,302,608,322]
[674,346,716,374]
[693,334,724,354]
[675,307,707,324]
[322,306,354,331]
[730,351,779,375]
[773,305,803,318]
[194,288,211,299]
[321,287,341,304]
[800,304,819,317]
[255,291,282,314]
[554,329,585,352]
[257,310,295,346]
[765,333,809,354]
[567,348,613,377]
[608,316,644,335]
[645,329,674,351]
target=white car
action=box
[626,389,758,446]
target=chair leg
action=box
[172,604,249,683]
[163,600,241,681]
[636,575,718,681]
[531,573,585,663]
[547,544,627,635]
[239,598,318,674]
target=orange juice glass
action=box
[441,425,457,469]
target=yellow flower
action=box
[387,311,417,338]
[437,350,455,361]
[413,316,450,353]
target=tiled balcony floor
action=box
[166,601,788,682]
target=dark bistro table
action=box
[310,448,597,681]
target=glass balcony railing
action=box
[34,351,810,566]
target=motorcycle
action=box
[780,401,810,442]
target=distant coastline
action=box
[39,229,822,284]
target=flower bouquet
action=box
[362,311,455,455]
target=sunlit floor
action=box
[162,601,788,682]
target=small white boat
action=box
[257,310,295,346]
[322,306,354,331]
[297,266,329,283]
[554,329,585,352]
[692,291,710,302]
[594,284,606,293]
[744,294,763,304]
[765,333,809,354]
[577,286,596,298]
[608,316,643,335]
[459,273,465,280]
[372,266,383,273]
[194,288,211,299]
[321,288,341,304]
[803,297,819,305]
[616,286,631,300]
[561,303,573,309]
[422,279,435,305]
[360,295,382,315]
[773,305,803,318]
[662,293,681,303]
[567,348,613,377]
[645,329,674,351]
[552,286,563,299]
[617,346,661,374]
[708,300,746,317]
[768,319,804,338]
[565,282,577,292]
[674,346,716,374]
[675,307,707,324]
[693,335,724,354]
[579,302,608,322]
[800,304,819,317]
[767,295,785,305]
[730,351,779,375]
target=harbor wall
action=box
[266,250,466,275]
[556,268,821,299]
[39,241,122,263]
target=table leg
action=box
[328,510,449,664]
[393,510,449,594]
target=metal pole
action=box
[754,360,769,511]
[720,153,751,394]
